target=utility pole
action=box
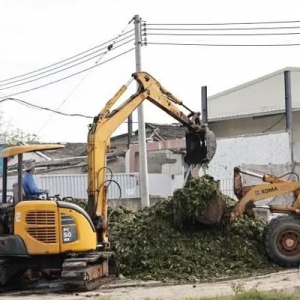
[201,86,208,124]
[134,14,150,207]
[284,70,294,162]
[284,70,292,132]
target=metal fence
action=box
[0,173,141,200]
[0,173,236,200]
[219,178,236,199]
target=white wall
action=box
[148,174,171,197]
[294,142,300,162]
[202,131,292,180]
[160,152,183,175]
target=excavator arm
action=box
[85,71,217,245]
[230,166,300,222]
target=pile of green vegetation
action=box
[67,175,281,283]
[63,198,87,209]
[107,176,282,282]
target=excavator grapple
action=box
[184,127,216,166]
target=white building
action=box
[204,67,300,204]
[208,67,300,158]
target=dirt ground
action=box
[2,269,300,300]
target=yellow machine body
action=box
[14,201,97,255]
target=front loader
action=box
[0,71,217,293]
[230,166,300,267]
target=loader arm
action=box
[85,71,217,245]
[231,166,300,222]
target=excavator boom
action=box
[86,71,217,244]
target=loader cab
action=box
[1,144,65,205]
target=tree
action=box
[0,111,39,145]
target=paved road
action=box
[2,270,300,300]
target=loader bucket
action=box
[184,127,216,165]
[194,192,227,226]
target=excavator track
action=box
[61,251,117,292]
[0,259,29,293]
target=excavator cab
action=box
[1,144,65,205]
[0,144,66,236]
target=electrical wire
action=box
[0,33,134,89]
[146,23,300,45]
[146,26,300,31]
[261,115,285,133]
[0,38,134,91]
[147,32,300,36]
[0,47,135,100]
[35,18,135,135]
[0,29,134,84]
[0,97,93,118]
[146,20,300,26]
[35,73,96,133]
[0,96,141,122]
[148,42,300,47]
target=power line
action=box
[146,26,300,31]
[0,29,134,84]
[0,97,93,118]
[0,47,135,99]
[0,33,134,89]
[261,115,285,133]
[36,18,135,135]
[146,20,300,26]
[0,97,140,123]
[148,41,300,47]
[147,32,300,36]
[0,38,134,91]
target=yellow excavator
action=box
[230,166,300,267]
[0,71,216,292]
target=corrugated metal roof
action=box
[208,67,300,122]
[209,106,300,122]
[209,67,300,101]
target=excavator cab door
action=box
[184,127,216,166]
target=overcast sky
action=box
[1,0,300,143]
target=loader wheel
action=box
[263,215,300,267]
